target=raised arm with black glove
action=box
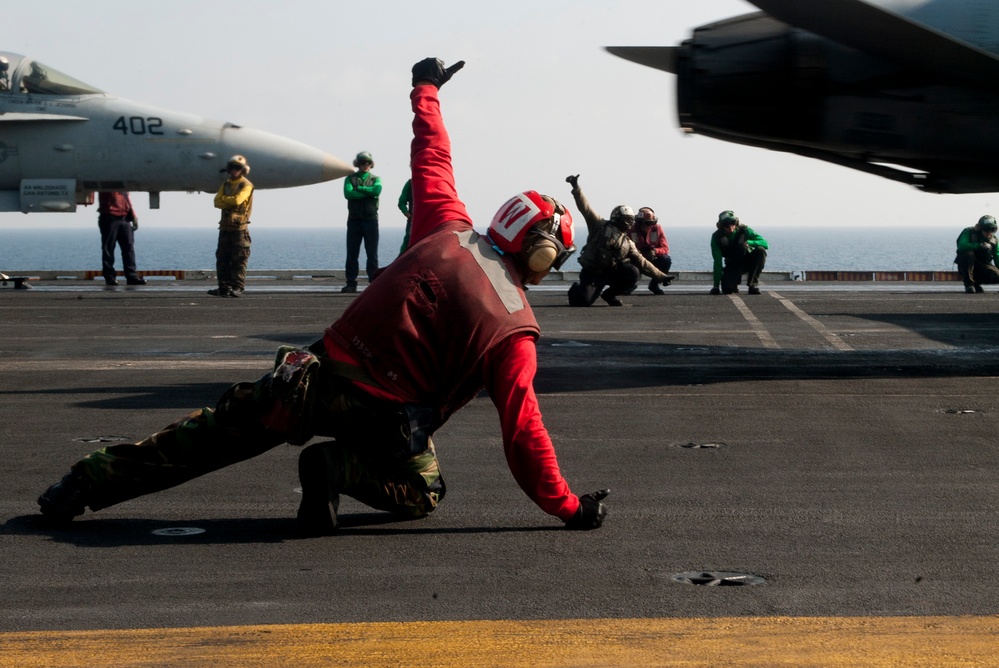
[411,57,466,88]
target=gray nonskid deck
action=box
[1,287,997,631]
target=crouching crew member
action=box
[38,57,608,535]
[565,174,673,306]
[710,210,768,295]
[955,214,999,293]
[630,206,674,295]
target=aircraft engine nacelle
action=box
[675,15,825,146]
[673,12,999,193]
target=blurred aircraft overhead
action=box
[608,0,999,193]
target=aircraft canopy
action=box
[0,51,103,96]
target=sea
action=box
[0,225,963,273]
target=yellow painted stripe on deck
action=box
[2,617,998,667]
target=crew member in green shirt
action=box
[710,210,768,295]
[342,151,382,293]
[955,214,999,293]
[398,178,413,255]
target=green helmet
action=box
[979,215,997,232]
[354,151,374,168]
[717,210,739,226]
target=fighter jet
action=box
[608,0,999,194]
[0,51,353,213]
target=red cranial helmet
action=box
[488,191,575,270]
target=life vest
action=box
[957,227,997,264]
[325,220,539,424]
[347,172,380,220]
[579,223,633,271]
[218,177,253,230]
[714,225,749,260]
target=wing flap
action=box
[0,112,88,122]
[605,46,681,74]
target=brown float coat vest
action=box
[347,172,380,220]
[956,226,998,264]
[215,176,254,231]
[325,220,539,425]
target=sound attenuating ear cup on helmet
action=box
[527,240,558,272]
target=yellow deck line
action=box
[3,616,998,667]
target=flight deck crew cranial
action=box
[609,205,636,231]
[718,210,738,226]
[222,154,250,175]
[487,190,576,283]
[636,207,657,225]
[354,151,374,168]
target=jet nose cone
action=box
[221,126,354,189]
[322,154,354,181]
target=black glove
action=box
[565,174,580,189]
[982,242,995,253]
[710,287,721,295]
[565,489,609,530]
[412,58,465,88]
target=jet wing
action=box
[748,0,999,86]
[0,113,89,122]
[605,46,681,74]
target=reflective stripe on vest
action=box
[454,229,525,314]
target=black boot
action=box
[38,472,90,524]
[297,442,344,536]
[600,289,623,306]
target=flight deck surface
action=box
[2,281,997,665]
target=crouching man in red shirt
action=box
[37,57,608,534]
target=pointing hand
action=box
[412,58,465,88]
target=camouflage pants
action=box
[568,263,639,306]
[71,346,445,518]
[215,229,251,291]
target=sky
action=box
[3,0,996,231]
